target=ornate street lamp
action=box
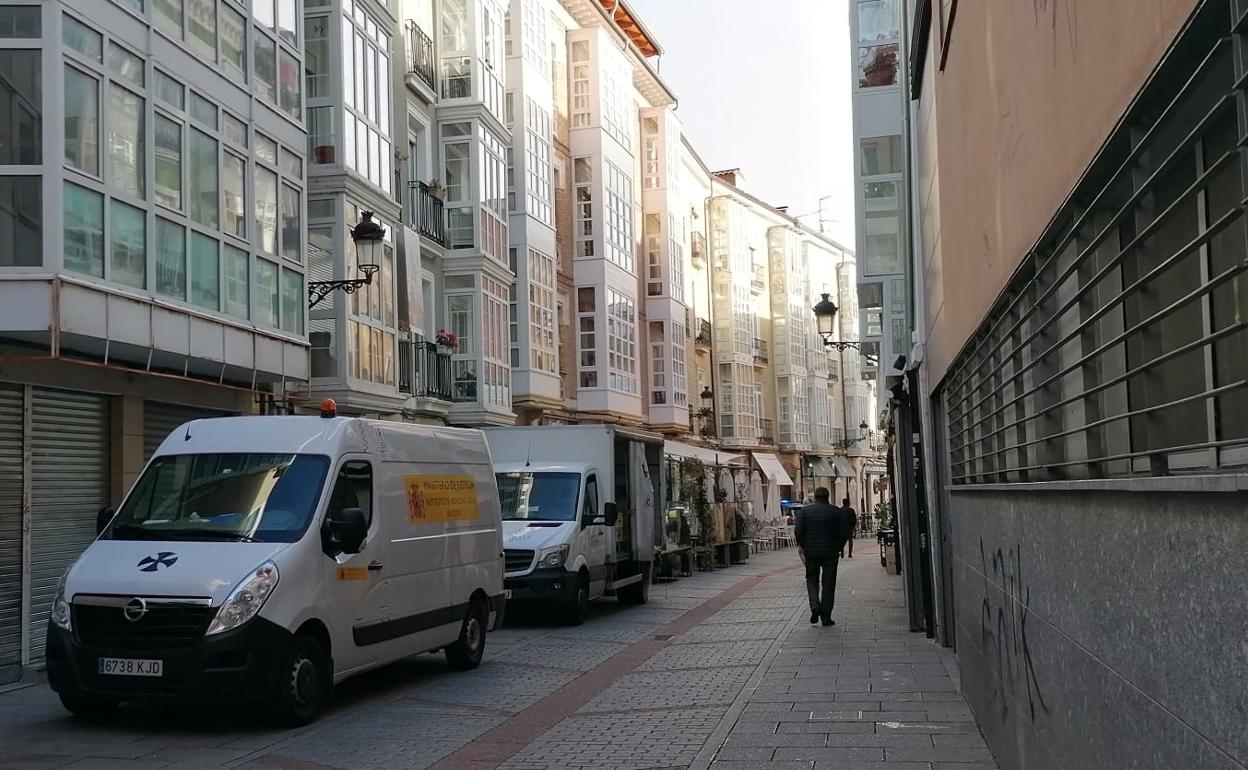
[812,293,861,351]
[835,420,871,451]
[307,211,386,308]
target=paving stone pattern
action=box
[0,546,999,769]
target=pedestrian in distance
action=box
[794,487,854,626]
[839,498,858,559]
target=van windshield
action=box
[104,454,330,543]
[497,471,579,522]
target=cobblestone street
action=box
[0,546,997,770]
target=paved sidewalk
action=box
[694,550,999,770]
[0,544,998,770]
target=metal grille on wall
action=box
[945,1,1248,484]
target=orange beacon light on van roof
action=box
[320,399,337,418]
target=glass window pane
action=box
[154,0,183,37]
[190,92,218,129]
[154,70,184,109]
[188,0,216,60]
[223,244,249,318]
[279,48,301,119]
[224,113,247,146]
[108,45,145,87]
[280,183,301,262]
[308,106,333,164]
[154,115,182,209]
[116,0,144,11]
[277,0,297,45]
[64,67,99,175]
[0,6,40,37]
[156,218,186,298]
[255,258,279,326]
[190,232,219,309]
[0,177,40,265]
[858,0,900,43]
[110,200,146,289]
[221,5,246,77]
[189,129,218,228]
[0,50,40,164]
[223,152,246,238]
[860,135,903,176]
[256,133,278,164]
[255,166,278,254]
[254,30,277,104]
[857,43,899,88]
[64,184,104,277]
[280,268,303,333]
[305,15,329,99]
[63,16,103,62]
[280,148,301,177]
[253,0,275,30]
[108,85,145,197]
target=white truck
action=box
[484,425,663,624]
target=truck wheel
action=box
[59,693,118,718]
[565,573,590,625]
[446,599,488,670]
[619,565,650,605]
[272,634,331,727]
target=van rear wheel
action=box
[446,599,488,670]
[272,634,331,727]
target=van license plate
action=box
[98,657,162,677]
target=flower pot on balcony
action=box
[314,145,335,164]
[436,344,453,355]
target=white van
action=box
[45,409,505,725]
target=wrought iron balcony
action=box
[751,263,766,293]
[758,418,775,445]
[405,21,436,92]
[408,181,446,245]
[695,318,712,347]
[398,334,453,402]
[752,338,769,364]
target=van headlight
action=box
[206,562,279,636]
[537,544,569,569]
[51,573,72,631]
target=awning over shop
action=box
[806,456,855,478]
[752,452,794,486]
[664,440,743,466]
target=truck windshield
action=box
[104,453,330,543]
[497,472,580,522]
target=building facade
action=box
[0,0,310,681]
[904,0,1247,768]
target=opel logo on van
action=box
[137,552,178,572]
[123,598,148,622]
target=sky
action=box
[627,0,857,249]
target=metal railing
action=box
[404,21,436,91]
[398,335,453,401]
[408,181,446,245]
[751,263,766,293]
[758,418,775,445]
[695,318,712,347]
[944,5,1248,484]
[752,338,769,364]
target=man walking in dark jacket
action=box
[840,498,858,558]
[795,487,853,626]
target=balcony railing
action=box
[695,318,712,347]
[405,21,436,92]
[398,335,453,402]
[758,418,775,445]
[751,263,766,293]
[752,338,769,364]
[408,181,446,245]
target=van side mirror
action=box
[96,507,115,535]
[603,502,619,527]
[323,508,368,556]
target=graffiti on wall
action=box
[979,538,1051,721]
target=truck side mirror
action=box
[323,508,368,555]
[96,507,115,535]
[603,502,619,527]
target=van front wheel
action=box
[565,574,589,626]
[273,634,331,727]
[446,599,487,670]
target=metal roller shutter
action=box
[0,385,24,683]
[29,388,110,664]
[143,402,229,462]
